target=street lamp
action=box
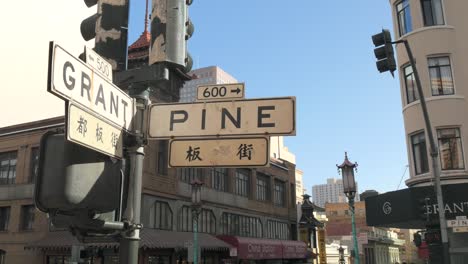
[191,179,203,264]
[338,245,346,264]
[337,152,360,264]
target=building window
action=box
[30,147,40,183]
[148,201,173,230]
[256,173,269,201]
[404,65,419,103]
[411,131,429,175]
[429,56,454,96]
[157,141,168,175]
[421,0,444,26]
[0,250,5,264]
[0,151,17,185]
[274,180,286,207]
[211,168,228,192]
[19,205,35,231]
[178,168,203,183]
[47,255,71,264]
[148,256,171,264]
[0,207,10,231]
[235,169,250,197]
[396,0,412,36]
[438,128,465,170]
[267,220,290,240]
[178,206,216,234]
[221,212,262,238]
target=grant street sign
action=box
[48,42,134,131]
[197,83,245,101]
[67,103,123,158]
[169,137,269,167]
[148,97,295,139]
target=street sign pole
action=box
[119,89,149,264]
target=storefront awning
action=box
[26,229,232,251]
[366,183,468,229]
[217,236,307,260]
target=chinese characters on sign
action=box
[68,104,124,158]
[169,137,269,167]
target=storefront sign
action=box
[366,183,468,229]
[282,241,307,259]
[317,229,327,264]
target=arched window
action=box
[178,206,216,234]
[148,201,173,230]
[0,250,5,264]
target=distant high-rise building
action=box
[312,178,359,207]
[179,66,238,102]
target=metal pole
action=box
[399,40,450,263]
[119,89,149,264]
[349,197,360,264]
[193,209,199,264]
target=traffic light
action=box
[81,0,129,71]
[413,232,422,247]
[150,0,194,72]
[34,131,122,223]
[425,229,442,245]
[372,29,396,76]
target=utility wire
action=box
[396,165,409,190]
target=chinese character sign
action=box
[169,137,269,167]
[67,104,124,158]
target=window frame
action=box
[221,212,262,238]
[403,64,419,104]
[157,141,168,175]
[30,147,40,183]
[396,0,413,36]
[411,131,430,175]
[428,56,454,96]
[211,168,228,192]
[0,151,17,185]
[150,201,173,230]
[437,127,465,170]
[421,0,445,26]
[235,169,250,197]
[178,168,203,183]
[256,173,270,202]
[274,180,286,207]
[0,207,10,231]
[19,205,35,231]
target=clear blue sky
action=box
[128,0,409,194]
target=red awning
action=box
[217,236,306,260]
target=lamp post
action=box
[337,152,360,264]
[338,245,346,264]
[191,179,203,264]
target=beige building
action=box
[389,0,468,187]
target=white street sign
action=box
[447,219,468,227]
[84,46,113,81]
[453,227,468,233]
[48,42,134,131]
[197,83,245,101]
[67,103,123,158]
[169,137,269,167]
[148,97,295,139]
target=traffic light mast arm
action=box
[392,39,450,264]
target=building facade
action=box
[312,178,359,208]
[388,0,468,261]
[325,202,405,264]
[390,0,468,187]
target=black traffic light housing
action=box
[81,0,129,72]
[418,197,430,223]
[34,131,125,237]
[150,0,194,72]
[413,232,422,247]
[372,29,397,76]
